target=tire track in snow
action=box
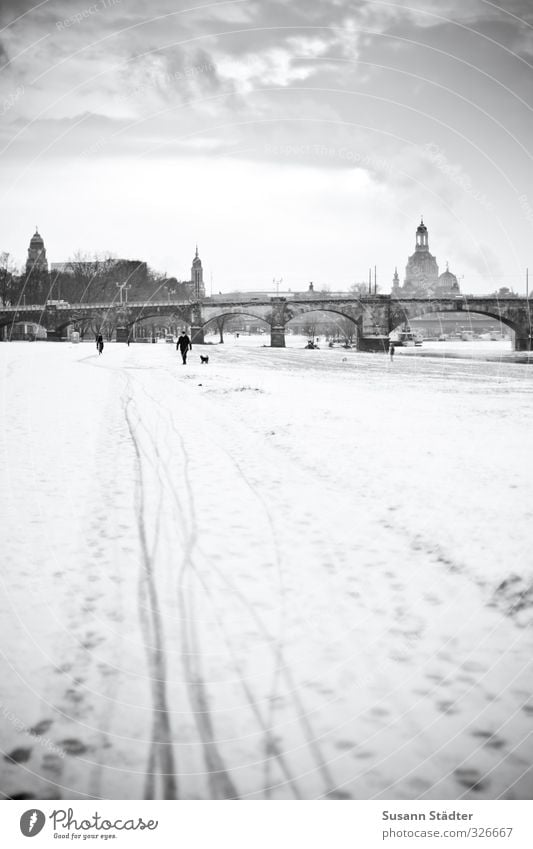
[137,375,339,797]
[124,387,177,800]
[188,567,302,799]
[161,417,240,799]
[124,378,240,799]
[204,446,336,797]
[131,379,305,798]
[162,375,343,796]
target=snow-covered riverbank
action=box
[1,342,532,800]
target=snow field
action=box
[0,341,532,800]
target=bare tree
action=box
[302,317,318,339]
[0,252,17,305]
[144,267,168,302]
[349,282,367,297]
[66,251,118,302]
[205,315,227,342]
[336,316,357,344]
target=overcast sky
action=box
[1,0,533,292]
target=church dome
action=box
[416,219,427,234]
[30,230,44,245]
[436,265,459,294]
[438,268,458,286]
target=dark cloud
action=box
[0,0,55,26]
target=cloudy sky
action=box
[1,0,532,292]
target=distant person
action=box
[177,330,192,364]
[389,343,395,361]
[96,334,104,355]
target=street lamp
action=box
[165,285,175,303]
[116,282,131,304]
[273,277,283,296]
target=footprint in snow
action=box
[29,719,53,736]
[4,747,32,764]
[58,739,88,756]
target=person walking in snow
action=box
[96,333,104,355]
[177,330,192,364]
[389,342,395,361]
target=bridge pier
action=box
[270,326,286,347]
[191,324,205,345]
[190,302,205,345]
[45,329,63,341]
[270,298,286,347]
[359,336,389,352]
[514,333,532,351]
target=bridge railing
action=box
[0,300,197,311]
[0,304,52,312]
[1,295,531,313]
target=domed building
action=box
[403,219,438,293]
[434,263,460,296]
[392,219,461,297]
[26,228,48,275]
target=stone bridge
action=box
[1,295,531,350]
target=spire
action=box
[191,244,204,298]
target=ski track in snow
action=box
[0,341,532,800]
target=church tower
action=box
[26,228,48,275]
[391,267,401,296]
[415,218,429,250]
[191,245,205,299]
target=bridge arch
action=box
[2,320,48,341]
[122,308,192,327]
[389,303,521,343]
[285,306,361,345]
[286,304,362,322]
[201,309,272,329]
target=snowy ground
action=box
[1,339,532,801]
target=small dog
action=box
[200,355,209,364]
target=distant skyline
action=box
[1,0,533,293]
